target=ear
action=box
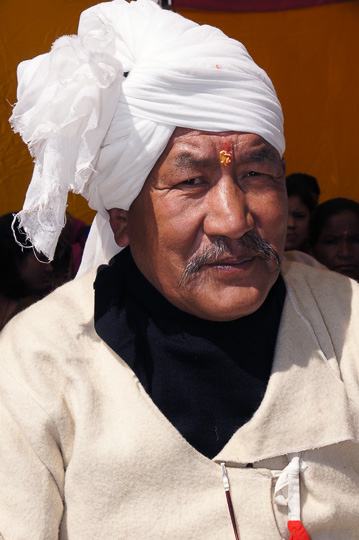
[108,208,130,247]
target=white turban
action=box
[10,0,285,276]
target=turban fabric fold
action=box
[9,0,285,275]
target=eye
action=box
[175,177,204,188]
[183,178,201,185]
[239,170,270,185]
[322,237,338,245]
[241,170,279,183]
[245,171,261,177]
[292,212,307,220]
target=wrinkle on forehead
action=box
[172,142,280,170]
[153,128,282,178]
[170,128,279,153]
[170,127,244,146]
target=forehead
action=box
[288,195,309,211]
[324,211,359,233]
[157,127,280,167]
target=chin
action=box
[185,286,271,321]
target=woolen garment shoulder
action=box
[94,247,286,458]
[1,261,359,539]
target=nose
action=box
[203,176,255,239]
[337,239,353,258]
[287,214,296,229]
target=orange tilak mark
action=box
[219,150,232,166]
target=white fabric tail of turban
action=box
[9,0,285,277]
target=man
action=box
[1,1,359,539]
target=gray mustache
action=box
[179,233,280,287]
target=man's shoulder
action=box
[282,250,325,269]
[282,258,356,288]
[282,257,359,290]
[281,259,359,320]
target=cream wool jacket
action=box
[0,261,359,540]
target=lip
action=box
[203,255,256,272]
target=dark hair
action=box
[286,173,320,198]
[286,177,317,213]
[0,213,34,298]
[308,198,359,247]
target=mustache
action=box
[179,233,281,287]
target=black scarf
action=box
[94,247,286,458]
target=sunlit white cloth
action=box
[283,250,326,269]
[10,0,285,275]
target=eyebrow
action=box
[174,153,213,169]
[240,147,278,163]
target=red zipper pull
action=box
[288,519,311,539]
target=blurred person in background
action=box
[309,198,359,281]
[285,175,317,253]
[286,173,320,205]
[52,212,90,287]
[0,212,53,328]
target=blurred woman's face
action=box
[19,252,53,294]
[285,195,311,251]
[312,210,359,281]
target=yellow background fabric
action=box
[0,0,358,223]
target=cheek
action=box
[128,195,201,289]
[297,219,309,237]
[252,193,287,243]
[315,245,335,265]
[159,193,200,223]
[156,198,204,254]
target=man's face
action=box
[111,128,287,321]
